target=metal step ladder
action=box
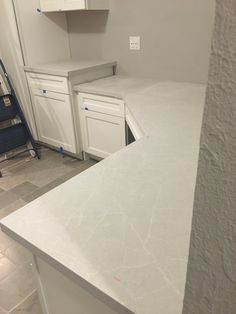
[0,59,40,177]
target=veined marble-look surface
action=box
[0,80,206,314]
[74,75,157,98]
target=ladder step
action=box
[0,123,28,154]
[0,94,17,122]
[0,59,39,160]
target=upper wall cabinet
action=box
[40,0,109,12]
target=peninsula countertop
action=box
[24,59,117,77]
[0,78,206,314]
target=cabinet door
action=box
[61,0,86,11]
[40,0,64,12]
[32,90,76,153]
[81,110,125,159]
[40,0,86,12]
[40,0,109,12]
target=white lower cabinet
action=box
[32,255,123,314]
[26,68,116,157]
[32,89,77,153]
[79,93,126,159]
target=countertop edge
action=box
[0,79,205,314]
[0,223,134,314]
[24,61,117,78]
[74,86,124,99]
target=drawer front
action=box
[79,93,125,118]
[30,88,70,102]
[27,72,69,95]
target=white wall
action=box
[0,0,216,140]
[13,0,70,65]
[67,0,216,83]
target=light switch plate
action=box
[129,36,141,50]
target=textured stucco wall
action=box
[183,0,236,313]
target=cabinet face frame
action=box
[78,93,125,159]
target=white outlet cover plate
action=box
[129,36,141,50]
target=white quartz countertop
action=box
[24,60,117,77]
[74,75,158,98]
[0,78,206,314]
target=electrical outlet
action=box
[129,36,141,50]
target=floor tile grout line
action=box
[0,256,32,285]
[0,157,34,173]
[0,247,29,267]
[0,150,96,314]
[7,288,38,314]
[0,305,7,314]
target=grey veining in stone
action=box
[24,60,117,77]
[0,81,206,314]
[74,75,157,98]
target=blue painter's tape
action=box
[59,147,64,155]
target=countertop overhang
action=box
[0,77,206,314]
[24,60,117,77]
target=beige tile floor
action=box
[0,147,96,313]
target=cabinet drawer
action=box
[27,72,69,95]
[30,88,70,102]
[79,93,124,118]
